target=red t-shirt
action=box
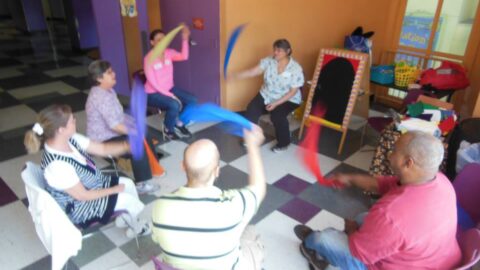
[349,174,461,270]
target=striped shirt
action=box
[152,186,260,270]
[42,134,118,228]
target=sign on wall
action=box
[120,0,137,17]
[400,16,442,49]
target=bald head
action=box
[401,131,444,174]
[183,139,220,186]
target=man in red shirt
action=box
[294,131,462,269]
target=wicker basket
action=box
[394,65,420,87]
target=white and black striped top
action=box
[41,137,118,228]
[152,186,260,270]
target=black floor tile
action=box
[3,47,52,57]
[0,92,21,109]
[57,48,87,57]
[0,126,29,162]
[26,92,88,113]
[59,75,89,90]
[0,57,23,68]
[22,92,63,104]
[21,256,78,270]
[292,127,364,161]
[250,184,294,224]
[0,73,55,90]
[0,176,18,207]
[180,124,275,163]
[215,165,249,190]
[299,163,372,219]
[19,59,82,72]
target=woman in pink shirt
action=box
[144,26,197,140]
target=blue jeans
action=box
[147,87,197,131]
[305,228,367,270]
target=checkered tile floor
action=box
[0,20,381,269]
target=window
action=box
[399,0,479,58]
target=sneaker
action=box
[294,224,314,241]
[163,128,181,140]
[175,125,192,138]
[126,222,152,238]
[271,144,288,153]
[135,181,160,194]
[239,140,247,148]
[299,244,328,270]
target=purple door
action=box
[160,0,220,104]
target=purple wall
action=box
[91,0,130,96]
[21,0,47,32]
[72,0,98,49]
[136,0,149,56]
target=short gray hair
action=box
[87,60,111,86]
[403,131,444,174]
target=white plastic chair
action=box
[21,162,82,270]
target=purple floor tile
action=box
[273,174,311,195]
[0,177,18,207]
[278,197,321,224]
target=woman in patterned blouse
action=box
[230,39,305,152]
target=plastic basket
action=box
[395,65,419,87]
[370,65,394,84]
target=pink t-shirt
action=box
[349,173,461,270]
[144,40,189,97]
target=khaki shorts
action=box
[239,225,265,270]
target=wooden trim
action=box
[397,45,428,55]
[429,51,464,61]
[424,0,444,59]
[219,0,227,107]
[463,2,480,72]
[389,0,408,51]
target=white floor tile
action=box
[146,114,164,131]
[230,142,340,184]
[16,54,65,64]
[0,67,24,79]
[256,211,310,270]
[368,109,387,118]
[343,145,376,171]
[138,260,155,270]
[186,121,217,133]
[0,105,37,132]
[259,114,301,132]
[306,210,345,231]
[100,225,133,251]
[0,201,48,269]
[44,65,87,78]
[0,152,42,199]
[81,248,137,270]
[9,81,80,100]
